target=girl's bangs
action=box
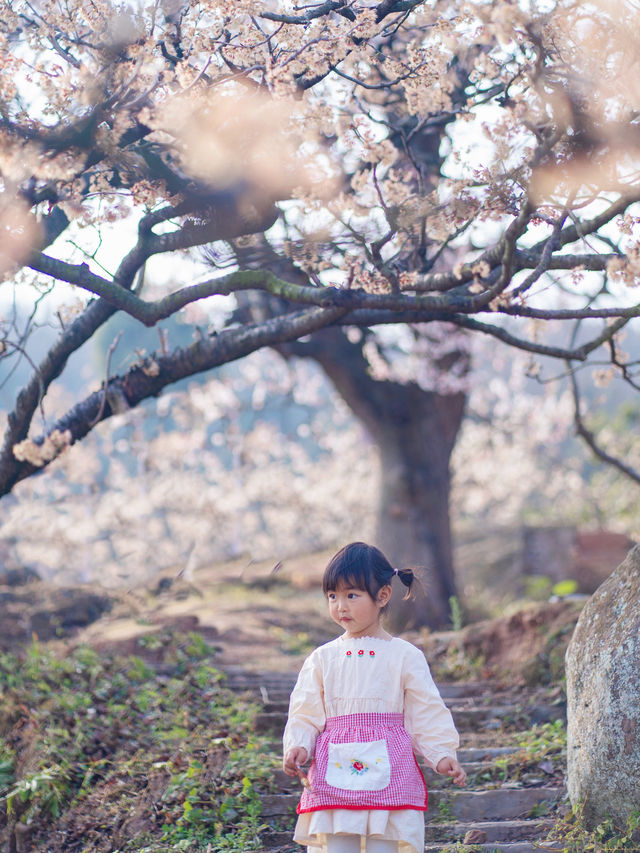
[322,563,369,594]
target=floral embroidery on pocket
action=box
[326,740,391,791]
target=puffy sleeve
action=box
[283,649,326,758]
[403,645,459,770]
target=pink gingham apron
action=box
[297,712,428,813]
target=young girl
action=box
[283,542,466,853]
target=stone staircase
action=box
[223,668,567,853]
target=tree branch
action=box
[258,1,355,24]
[3,304,349,493]
[29,250,640,334]
[339,309,630,362]
[112,202,279,289]
[411,195,640,296]
[514,250,616,271]
[569,364,640,484]
[0,299,118,496]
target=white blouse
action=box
[283,635,460,853]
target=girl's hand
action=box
[283,747,309,776]
[436,756,467,786]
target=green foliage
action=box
[519,618,579,687]
[473,720,567,787]
[449,596,464,631]
[268,625,315,656]
[515,719,567,756]
[431,798,456,824]
[3,765,71,820]
[552,579,579,597]
[0,630,280,852]
[547,804,640,851]
[428,642,486,682]
[523,574,553,601]
[523,576,579,601]
[0,743,15,791]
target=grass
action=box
[470,720,567,787]
[0,630,281,852]
[546,805,640,851]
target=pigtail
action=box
[391,566,418,600]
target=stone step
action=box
[260,828,300,848]
[262,825,558,852]
[260,699,516,713]
[274,760,508,792]
[442,732,527,749]
[428,787,563,822]
[259,787,564,821]
[422,763,498,785]
[259,701,564,728]
[267,743,521,763]
[254,703,561,735]
[424,817,555,843]
[258,836,557,853]
[222,670,492,701]
[424,843,558,853]
[260,835,558,853]
[230,686,549,709]
[458,747,523,761]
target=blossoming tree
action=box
[1,0,640,626]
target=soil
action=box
[419,599,583,685]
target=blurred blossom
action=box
[160,88,339,210]
[0,195,42,278]
[529,0,640,201]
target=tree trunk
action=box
[283,326,465,630]
[375,393,461,631]
[229,247,466,629]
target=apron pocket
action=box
[325,739,391,791]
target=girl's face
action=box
[326,582,391,639]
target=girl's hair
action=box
[322,542,415,601]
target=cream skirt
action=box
[294,808,423,853]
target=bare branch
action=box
[570,364,640,484]
[89,332,124,429]
[514,250,616,271]
[258,1,355,24]
[510,205,570,298]
[0,299,118,497]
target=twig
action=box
[1,340,47,425]
[569,361,640,484]
[89,332,124,428]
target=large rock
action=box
[565,544,640,828]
